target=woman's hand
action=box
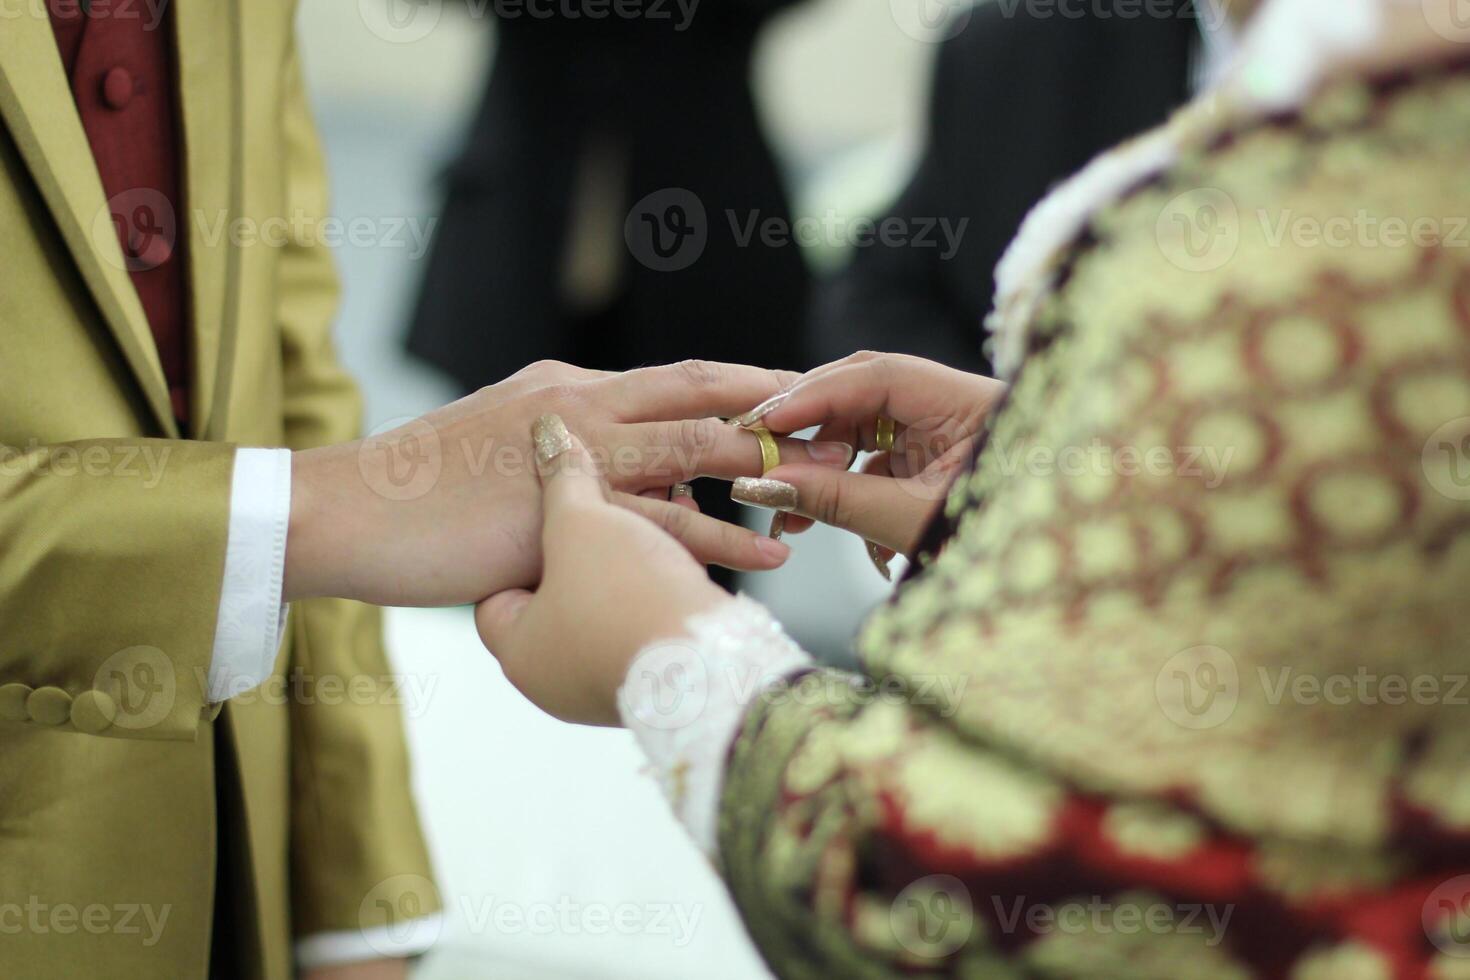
[474,415,737,726]
[730,352,1007,555]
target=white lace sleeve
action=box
[616,595,815,856]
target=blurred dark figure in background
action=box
[809,0,1222,372]
[408,2,811,586]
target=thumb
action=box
[740,463,936,555]
[475,588,534,661]
[532,413,608,517]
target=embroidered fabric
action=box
[616,595,815,855]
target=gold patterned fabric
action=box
[718,59,1470,978]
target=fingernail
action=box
[808,441,853,466]
[866,540,892,582]
[732,390,791,429]
[532,413,573,467]
[754,535,790,563]
[731,476,798,512]
[671,482,694,499]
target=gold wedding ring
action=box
[875,416,895,453]
[749,425,786,540]
[866,415,897,581]
[751,425,781,474]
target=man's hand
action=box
[283,360,851,607]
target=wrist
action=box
[283,444,355,602]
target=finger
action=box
[475,589,535,661]
[533,414,608,519]
[640,484,700,511]
[599,360,802,422]
[614,492,790,570]
[743,354,1005,446]
[734,464,937,554]
[670,483,699,511]
[614,419,851,488]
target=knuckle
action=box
[519,358,573,381]
[813,478,845,527]
[674,358,723,388]
[655,500,692,537]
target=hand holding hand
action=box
[284,360,849,607]
[475,415,731,726]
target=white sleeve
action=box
[206,447,292,703]
[294,914,444,970]
[616,594,815,856]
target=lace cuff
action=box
[616,595,814,856]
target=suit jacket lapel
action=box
[0,10,179,438]
[173,0,243,441]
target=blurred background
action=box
[294,0,953,976]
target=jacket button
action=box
[0,683,33,723]
[71,690,118,734]
[101,67,134,111]
[27,686,73,726]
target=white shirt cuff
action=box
[294,913,444,970]
[616,595,814,856]
[206,447,292,703]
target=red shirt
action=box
[48,0,191,426]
